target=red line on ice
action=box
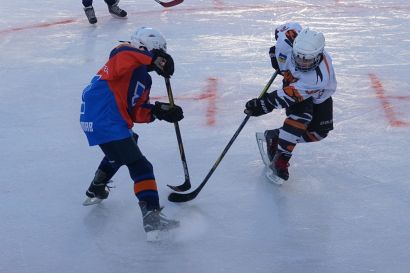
[204,77,217,126]
[2,3,410,35]
[0,19,76,35]
[152,77,218,126]
[369,73,409,127]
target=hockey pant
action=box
[277,97,333,158]
[97,133,160,211]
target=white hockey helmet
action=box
[292,28,325,71]
[130,27,167,52]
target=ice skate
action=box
[108,1,127,18]
[139,202,179,242]
[268,152,290,183]
[264,129,280,161]
[82,169,112,206]
[83,6,97,24]
[256,132,286,185]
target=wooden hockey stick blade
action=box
[153,0,184,8]
[168,184,202,203]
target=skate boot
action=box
[108,1,127,18]
[84,6,97,24]
[264,129,280,161]
[139,201,179,241]
[270,152,290,181]
[83,169,111,206]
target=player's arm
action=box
[244,83,315,116]
[132,92,183,124]
[131,91,156,123]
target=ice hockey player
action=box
[80,27,182,240]
[245,26,337,181]
[82,0,127,24]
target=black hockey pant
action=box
[277,97,333,158]
[96,134,160,211]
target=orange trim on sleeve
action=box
[323,55,330,78]
[283,86,304,102]
[285,29,298,43]
[134,179,158,193]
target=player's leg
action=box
[100,134,178,237]
[272,98,314,180]
[298,97,334,143]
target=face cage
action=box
[292,53,323,72]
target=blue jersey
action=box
[80,44,155,146]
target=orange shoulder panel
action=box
[98,46,152,80]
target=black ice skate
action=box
[83,169,112,206]
[84,6,97,24]
[264,129,280,161]
[108,1,127,18]
[270,152,290,181]
[256,132,286,185]
[139,201,179,241]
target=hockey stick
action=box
[153,0,184,8]
[168,71,279,203]
[164,77,192,192]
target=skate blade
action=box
[256,132,271,166]
[146,230,160,242]
[265,167,284,185]
[82,197,104,206]
[109,13,127,19]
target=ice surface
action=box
[1,1,410,273]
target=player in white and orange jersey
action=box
[245,27,337,181]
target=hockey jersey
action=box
[267,50,337,108]
[80,44,155,146]
[266,22,337,108]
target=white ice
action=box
[1,1,410,273]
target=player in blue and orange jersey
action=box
[80,27,182,241]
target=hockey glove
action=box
[152,101,183,123]
[244,93,274,117]
[150,49,175,78]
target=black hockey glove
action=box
[244,93,274,117]
[150,49,174,78]
[269,46,280,71]
[152,101,183,123]
[275,28,280,40]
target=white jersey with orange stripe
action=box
[271,51,337,108]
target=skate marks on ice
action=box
[161,206,208,243]
[134,206,209,243]
[82,196,104,206]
